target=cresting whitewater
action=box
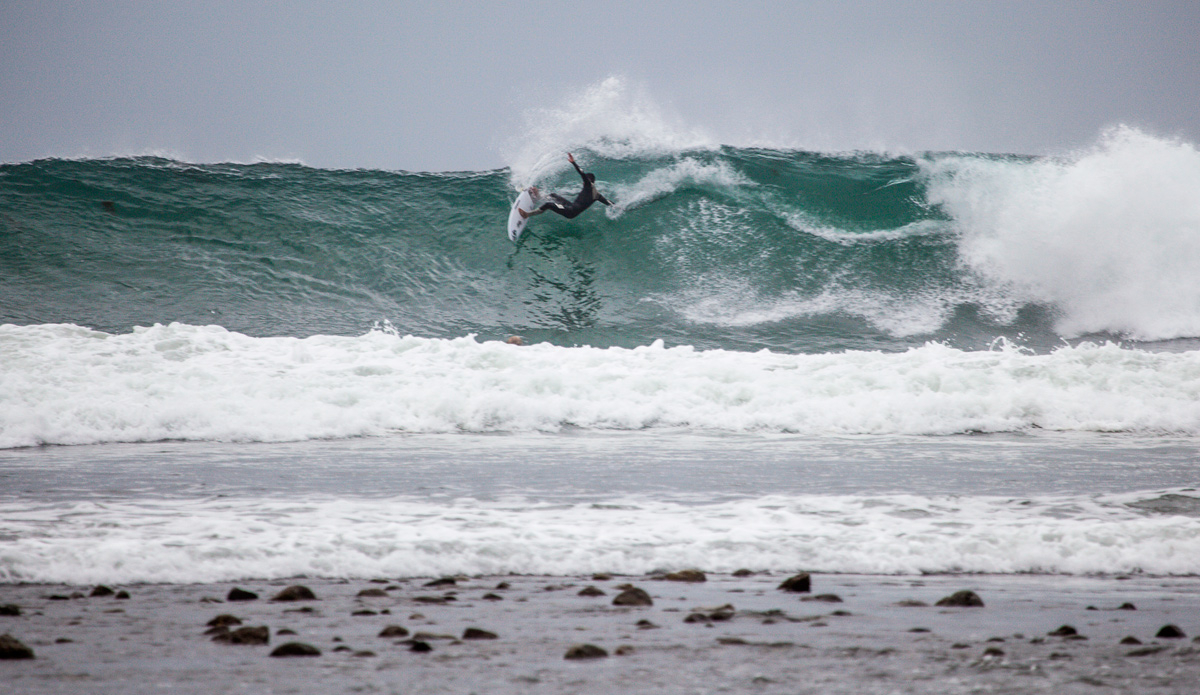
[2,82,1200,584]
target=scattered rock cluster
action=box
[3,572,1196,676]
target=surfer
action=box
[518,153,613,220]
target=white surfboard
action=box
[507,188,536,242]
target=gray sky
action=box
[3,1,1198,171]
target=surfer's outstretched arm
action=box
[568,152,586,180]
[597,193,613,207]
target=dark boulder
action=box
[89,585,115,597]
[0,634,34,660]
[423,577,457,588]
[212,626,270,645]
[612,587,653,607]
[777,573,811,593]
[206,614,243,628]
[1156,624,1186,639]
[0,605,20,617]
[378,625,409,638]
[935,590,984,607]
[463,628,497,640]
[271,585,316,602]
[708,604,735,621]
[800,594,842,603]
[577,586,606,597]
[1048,625,1078,637]
[1120,636,1142,645]
[564,643,608,660]
[409,640,432,653]
[227,588,258,601]
[664,569,706,583]
[356,588,388,598]
[684,604,734,624]
[270,641,321,657]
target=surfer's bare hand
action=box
[567,153,575,163]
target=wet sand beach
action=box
[4,572,1200,694]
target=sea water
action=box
[2,85,1199,587]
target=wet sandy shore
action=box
[3,572,1199,694]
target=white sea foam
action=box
[783,216,950,245]
[503,76,716,188]
[2,322,1200,448]
[2,490,1198,584]
[606,157,749,217]
[924,126,1200,341]
[671,282,958,337]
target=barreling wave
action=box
[3,124,1199,352]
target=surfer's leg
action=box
[538,197,570,217]
[542,194,586,219]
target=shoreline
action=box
[4,572,1200,694]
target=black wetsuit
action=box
[538,160,612,219]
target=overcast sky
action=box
[2,1,1198,171]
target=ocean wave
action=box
[2,322,1198,448]
[3,126,1199,350]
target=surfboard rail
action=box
[507,189,535,242]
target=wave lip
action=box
[502,76,716,188]
[2,323,1199,448]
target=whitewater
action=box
[2,323,1200,449]
[2,78,1199,585]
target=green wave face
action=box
[0,147,1180,353]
